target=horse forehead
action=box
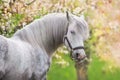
[72,15,86,24]
[75,19,88,29]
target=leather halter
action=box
[63,23,84,52]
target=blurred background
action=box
[0,0,120,80]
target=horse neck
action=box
[40,15,68,55]
[12,14,68,56]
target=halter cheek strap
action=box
[63,35,84,51]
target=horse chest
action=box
[31,48,51,79]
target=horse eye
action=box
[70,30,75,34]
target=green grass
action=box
[88,54,120,80]
[47,53,120,80]
[47,53,77,80]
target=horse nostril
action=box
[76,53,86,60]
[76,53,79,58]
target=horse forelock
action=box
[73,16,89,40]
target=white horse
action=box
[0,12,89,80]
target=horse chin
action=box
[75,57,88,64]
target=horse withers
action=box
[0,12,89,80]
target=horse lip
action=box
[80,55,86,60]
[70,53,87,62]
[77,54,86,60]
[75,56,87,63]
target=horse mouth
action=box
[77,57,88,63]
[76,55,86,62]
[71,56,88,63]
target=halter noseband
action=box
[63,23,84,52]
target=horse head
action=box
[63,12,89,63]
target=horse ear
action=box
[80,15,85,20]
[66,11,72,23]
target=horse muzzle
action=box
[71,52,87,63]
[76,53,86,61]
